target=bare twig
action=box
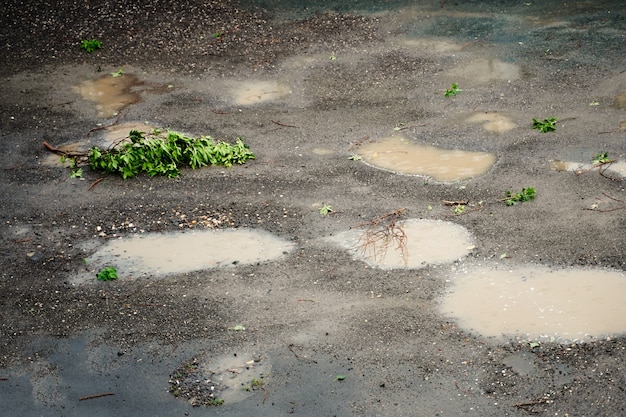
[3,162,26,170]
[442,200,469,206]
[575,160,617,176]
[513,398,549,413]
[87,177,105,191]
[42,142,88,158]
[354,209,407,266]
[281,339,317,364]
[79,392,115,401]
[586,193,626,212]
[460,39,484,51]
[271,120,299,128]
[394,123,427,132]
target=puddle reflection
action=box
[441,265,626,341]
[359,136,496,182]
[76,74,143,118]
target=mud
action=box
[1,1,626,416]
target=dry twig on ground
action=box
[354,208,407,265]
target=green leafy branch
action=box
[97,266,118,281]
[88,130,255,179]
[503,187,536,206]
[592,152,611,165]
[445,83,462,97]
[532,117,557,133]
[80,39,102,53]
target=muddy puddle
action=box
[466,112,516,133]
[76,74,144,118]
[358,136,496,182]
[441,265,626,342]
[231,80,291,105]
[332,219,474,269]
[73,229,295,284]
[446,58,521,84]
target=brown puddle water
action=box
[359,137,496,181]
[446,58,520,84]
[441,265,626,342]
[550,159,626,178]
[73,229,295,284]
[76,74,143,118]
[333,219,474,269]
[466,112,516,133]
[231,80,291,105]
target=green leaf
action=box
[532,117,557,133]
[335,375,346,381]
[97,266,118,281]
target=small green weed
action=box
[532,117,557,133]
[504,187,536,206]
[213,32,224,39]
[88,130,255,179]
[453,204,466,215]
[251,378,264,388]
[592,152,610,164]
[70,168,83,178]
[80,39,102,53]
[110,68,124,77]
[96,266,118,281]
[348,154,362,161]
[318,204,333,216]
[444,83,462,97]
[207,398,224,406]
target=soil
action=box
[1,0,626,416]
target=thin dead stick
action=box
[281,339,317,364]
[575,160,616,176]
[442,200,469,206]
[271,120,299,128]
[42,142,88,158]
[87,177,105,191]
[88,111,124,134]
[513,398,549,409]
[211,108,229,115]
[597,128,622,134]
[602,192,624,202]
[79,392,114,401]
[261,386,268,404]
[460,39,484,51]
[0,377,8,381]
[296,299,315,303]
[3,162,26,170]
